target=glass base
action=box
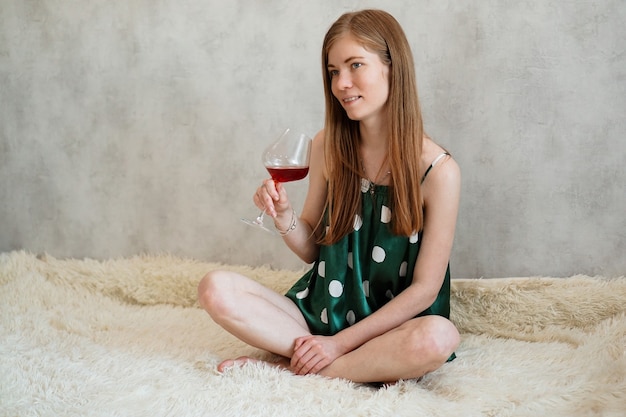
[240,217,277,235]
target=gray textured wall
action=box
[1,0,625,278]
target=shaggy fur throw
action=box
[1,251,624,416]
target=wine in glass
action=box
[241,128,312,233]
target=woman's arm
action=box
[259,129,327,264]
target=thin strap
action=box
[421,152,450,183]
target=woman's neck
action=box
[358,120,390,184]
[358,119,387,150]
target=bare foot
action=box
[217,356,291,373]
[217,356,258,372]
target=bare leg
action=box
[198,270,311,362]
[318,315,459,383]
[198,271,459,383]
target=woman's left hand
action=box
[290,335,345,375]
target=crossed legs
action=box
[198,269,310,359]
[197,270,459,383]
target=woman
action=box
[198,9,461,384]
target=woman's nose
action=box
[335,72,352,89]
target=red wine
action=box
[266,166,309,183]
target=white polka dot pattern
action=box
[353,214,363,231]
[328,280,343,297]
[362,280,370,297]
[296,287,309,299]
[320,308,328,324]
[346,310,356,325]
[318,261,326,278]
[399,261,408,277]
[372,246,386,263]
[381,205,391,223]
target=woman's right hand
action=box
[254,179,291,220]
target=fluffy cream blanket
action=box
[1,251,624,417]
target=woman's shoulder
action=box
[312,129,325,146]
[308,129,326,162]
[421,136,446,162]
[420,136,460,188]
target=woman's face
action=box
[327,34,390,125]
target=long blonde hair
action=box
[321,9,424,245]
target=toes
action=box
[217,359,236,372]
[217,356,256,372]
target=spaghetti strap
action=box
[421,152,450,183]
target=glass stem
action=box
[255,209,267,225]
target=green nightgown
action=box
[285,154,453,343]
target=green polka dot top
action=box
[285,154,452,336]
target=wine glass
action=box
[241,128,312,233]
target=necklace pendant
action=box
[369,182,375,195]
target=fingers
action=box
[293,335,311,351]
[290,338,311,373]
[254,179,292,218]
[291,337,331,376]
[292,349,324,375]
[254,179,280,216]
[298,357,327,376]
[307,357,330,375]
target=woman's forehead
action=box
[327,34,378,64]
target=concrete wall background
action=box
[1,0,625,278]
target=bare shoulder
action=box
[311,129,326,155]
[430,154,460,184]
[421,137,461,203]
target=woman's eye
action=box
[351,62,362,69]
[329,69,339,77]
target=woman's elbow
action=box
[299,248,320,265]
[410,282,440,309]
